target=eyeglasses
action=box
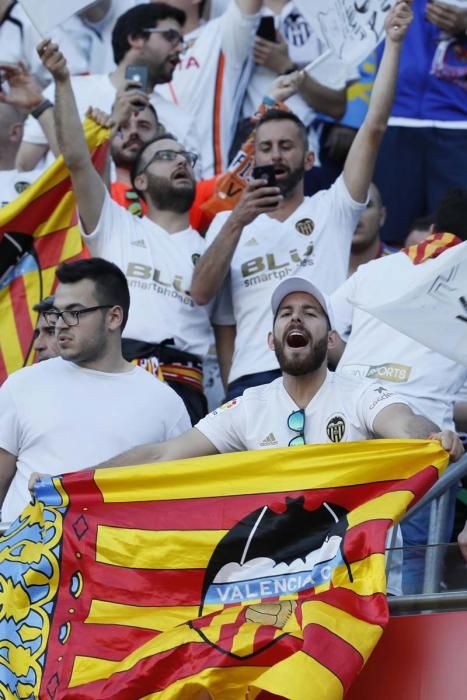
[143,27,184,47]
[44,305,113,327]
[140,148,198,172]
[288,409,305,447]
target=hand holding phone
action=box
[124,65,149,93]
[256,16,276,42]
[252,164,277,187]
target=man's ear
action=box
[133,172,147,195]
[267,330,275,351]
[107,305,124,331]
[304,150,315,172]
[379,205,387,227]
[327,329,340,350]
[127,33,145,52]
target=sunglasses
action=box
[288,409,305,447]
[143,27,184,47]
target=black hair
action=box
[255,109,309,150]
[112,3,186,65]
[198,0,208,18]
[409,213,435,233]
[33,295,55,314]
[433,188,467,241]
[56,258,130,331]
[129,132,178,200]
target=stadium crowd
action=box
[0,0,467,595]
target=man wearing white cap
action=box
[92,276,463,464]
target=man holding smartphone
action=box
[16,3,201,172]
[191,1,414,401]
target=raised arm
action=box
[343,0,413,203]
[373,403,464,461]
[37,40,106,233]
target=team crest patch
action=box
[295,218,314,236]
[14,181,31,194]
[326,415,346,443]
[192,253,201,266]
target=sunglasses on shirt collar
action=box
[288,409,305,447]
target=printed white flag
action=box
[18,0,95,36]
[295,0,396,68]
[351,242,467,367]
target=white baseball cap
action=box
[271,276,333,327]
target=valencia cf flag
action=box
[0,439,447,699]
[0,119,109,384]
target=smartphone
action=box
[124,65,149,93]
[256,16,276,42]
[252,164,277,187]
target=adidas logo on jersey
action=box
[131,239,147,248]
[260,432,278,447]
[245,237,258,246]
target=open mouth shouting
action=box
[285,327,309,348]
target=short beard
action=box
[111,143,139,170]
[274,334,328,376]
[146,172,196,213]
[277,164,305,198]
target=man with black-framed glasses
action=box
[39,39,216,425]
[0,257,190,525]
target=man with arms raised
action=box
[190,1,414,401]
[0,258,190,523]
[38,40,214,423]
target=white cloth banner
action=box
[18,0,95,36]
[295,0,396,68]
[351,242,467,367]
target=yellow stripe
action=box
[69,623,202,688]
[96,525,227,570]
[301,599,382,662]
[332,553,387,596]
[58,225,83,261]
[34,191,75,238]
[0,291,24,375]
[254,650,344,700]
[347,490,414,529]
[85,600,200,632]
[139,666,268,699]
[94,439,447,504]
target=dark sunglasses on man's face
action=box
[143,27,184,47]
[288,409,305,447]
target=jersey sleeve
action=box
[0,383,21,457]
[323,175,367,249]
[329,272,358,340]
[195,397,246,452]
[356,381,409,434]
[218,0,260,67]
[79,188,133,257]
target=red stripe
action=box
[43,632,301,699]
[212,52,225,175]
[344,519,391,563]
[10,275,34,358]
[302,623,365,694]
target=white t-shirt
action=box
[197,370,404,595]
[206,175,366,382]
[156,0,259,177]
[82,190,213,359]
[196,371,404,452]
[0,168,43,208]
[0,357,191,522]
[22,73,201,162]
[330,251,467,430]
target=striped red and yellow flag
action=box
[0,119,109,383]
[401,232,461,265]
[0,439,448,699]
